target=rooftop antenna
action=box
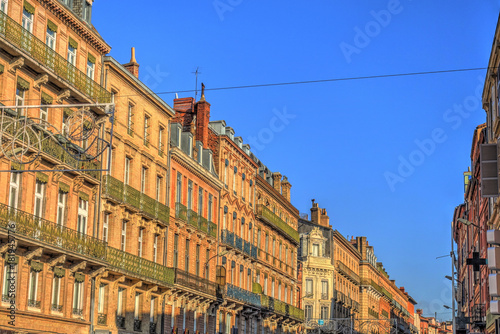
[192,67,201,100]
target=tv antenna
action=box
[192,67,201,100]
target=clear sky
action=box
[93,0,499,320]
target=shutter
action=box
[480,144,499,197]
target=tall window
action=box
[156,176,161,202]
[187,181,193,210]
[271,278,275,297]
[305,279,313,294]
[176,172,182,203]
[284,285,288,303]
[124,157,131,185]
[173,234,178,268]
[56,190,66,227]
[52,276,61,311]
[98,284,106,314]
[40,100,48,124]
[22,9,33,33]
[232,212,237,233]
[67,44,76,65]
[103,213,109,243]
[28,269,38,306]
[73,281,84,314]
[150,297,156,324]
[312,244,319,257]
[121,221,127,251]
[196,244,200,276]
[247,269,251,290]
[15,87,24,116]
[144,115,150,146]
[305,305,313,320]
[232,166,237,193]
[77,198,88,235]
[265,233,269,254]
[198,188,203,216]
[264,275,268,295]
[241,174,245,199]
[117,287,124,317]
[185,239,190,272]
[239,265,243,287]
[127,104,134,135]
[205,249,210,279]
[138,228,144,257]
[33,180,45,218]
[322,281,328,299]
[158,126,164,155]
[0,0,8,13]
[3,263,15,300]
[321,306,329,320]
[153,234,158,263]
[208,194,213,222]
[278,281,282,300]
[46,26,56,50]
[257,229,261,248]
[224,161,228,187]
[87,58,95,79]
[134,293,141,320]
[141,167,147,193]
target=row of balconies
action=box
[103,175,170,225]
[333,291,359,311]
[256,204,299,243]
[336,260,360,284]
[368,308,379,318]
[175,202,217,238]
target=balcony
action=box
[51,304,63,312]
[226,283,261,307]
[175,202,187,222]
[0,11,111,103]
[289,305,305,321]
[107,247,175,286]
[336,260,360,284]
[368,308,379,319]
[73,308,83,316]
[150,322,157,334]
[381,286,392,300]
[472,304,486,328]
[321,293,329,300]
[116,315,125,328]
[259,294,304,321]
[173,268,217,296]
[97,313,107,325]
[102,175,170,225]
[0,202,107,260]
[256,204,299,243]
[187,209,198,229]
[28,299,41,308]
[198,216,208,234]
[208,222,217,238]
[221,229,258,260]
[134,319,142,331]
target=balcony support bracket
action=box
[57,89,71,103]
[24,247,43,261]
[9,57,24,73]
[90,266,107,278]
[69,260,87,273]
[49,254,66,267]
[34,74,48,89]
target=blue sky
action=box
[93,1,499,320]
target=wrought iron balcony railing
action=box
[51,304,63,312]
[0,11,111,103]
[187,209,198,229]
[0,202,107,260]
[380,286,392,300]
[175,202,187,222]
[275,299,287,315]
[368,308,379,319]
[256,204,299,243]
[108,247,175,286]
[208,221,217,238]
[73,308,83,316]
[97,313,107,325]
[472,304,486,327]
[221,229,258,260]
[116,315,125,328]
[102,175,170,225]
[336,260,360,284]
[28,299,41,308]
[226,283,261,307]
[173,268,216,296]
[198,215,208,234]
[289,304,305,321]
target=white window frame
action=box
[16,87,25,116]
[67,44,76,66]
[33,180,45,218]
[0,0,8,13]
[124,157,131,185]
[103,213,109,243]
[86,60,95,79]
[158,127,164,154]
[56,190,66,227]
[141,167,147,193]
[98,284,105,313]
[77,198,88,235]
[138,227,144,257]
[9,171,20,209]
[40,104,48,124]
[306,279,313,294]
[156,176,161,202]
[208,194,213,222]
[144,115,149,145]
[121,220,127,251]
[117,287,124,316]
[46,27,56,50]
[22,9,33,32]
[134,293,141,320]
[150,297,156,323]
[52,276,61,310]
[153,234,158,263]
[28,270,38,305]
[187,180,193,210]
[73,281,84,313]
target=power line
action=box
[0,67,491,104]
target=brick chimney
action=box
[195,83,211,148]
[310,199,320,224]
[319,208,330,227]
[272,172,282,193]
[173,97,195,132]
[123,47,139,78]
[357,236,367,260]
[281,176,291,202]
[417,309,423,316]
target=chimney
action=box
[195,83,211,148]
[319,208,330,227]
[281,176,291,202]
[310,199,320,224]
[417,309,423,316]
[272,172,282,193]
[173,97,195,132]
[123,47,139,78]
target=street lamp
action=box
[444,305,452,310]
[457,218,479,228]
[203,250,229,279]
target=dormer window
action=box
[83,0,92,23]
[312,244,319,257]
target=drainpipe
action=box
[90,277,96,334]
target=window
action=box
[28,270,38,306]
[103,213,109,243]
[239,265,243,287]
[141,167,147,193]
[264,275,268,295]
[176,172,182,203]
[73,281,84,314]
[279,241,282,260]
[77,198,88,235]
[278,281,282,300]
[185,239,190,271]
[87,59,95,79]
[98,284,106,314]
[224,160,228,187]
[231,261,235,284]
[205,249,210,279]
[305,305,312,319]
[153,234,158,263]
[232,166,237,193]
[257,229,261,248]
[156,176,161,202]
[127,104,134,135]
[232,212,237,233]
[117,287,124,317]
[121,221,127,251]
[271,278,275,297]
[134,293,141,320]
[52,276,61,311]
[33,180,45,218]
[138,228,144,257]
[272,238,276,257]
[265,233,269,254]
[46,27,56,50]
[187,181,193,210]
[305,279,313,294]
[247,269,251,290]
[40,100,48,124]
[15,87,24,116]
[173,234,178,268]
[158,126,164,155]
[83,0,91,23]
[284,285,288,303]
[322,281,328,299]
[3,263,15,300]
[124,157,131,185]
[312,244,319,257]
[208,194,213,222]
[198,187,203,216]
[241,174,245,199]
[144,115,150,146]
[196,244,200,276]
[0,0,8,13]
[22,8,33,32]
[56,190,66,227]
[321,306,329,320]
[67,44,76,65]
